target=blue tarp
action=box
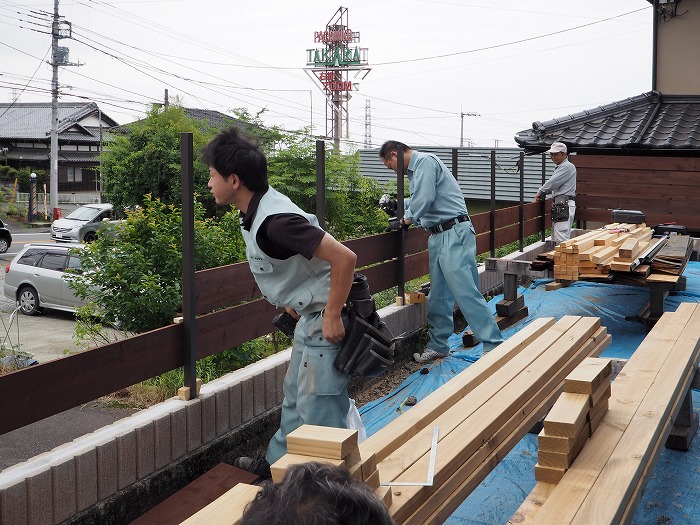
[360,262,700,524]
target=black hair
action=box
[378,140,411,159]
[242,462,395,525]
[201,125,268,192]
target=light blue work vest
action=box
[242,187,331,315]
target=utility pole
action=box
[49,0,81,219]
[460,109,479,148]
[49,0,60,220]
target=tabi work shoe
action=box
[412,348,448,363]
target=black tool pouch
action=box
[551,195,569,222]
[334,273,396,377]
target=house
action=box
[0,101,118,192]
[514,0,700,232]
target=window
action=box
[17,249,44,267]
[39,252,68,271]
[67,167,83,182]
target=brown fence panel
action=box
[0,202,547,436]
[0,325,185,434]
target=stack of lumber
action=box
[355,315,610,525]
[649,234,692,275]
[509,302,700,525]
[548,223,663,282]
[271,425,392,507]
[535,358,612,484]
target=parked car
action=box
[3,243,88,315]
[50,203,113,243]
[0,219,12,253]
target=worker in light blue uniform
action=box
[204,126,357,478]
[379,141,503,363]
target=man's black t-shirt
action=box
[240,190,325,260]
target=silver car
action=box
[51,203,113,243]
[3,243,87,315]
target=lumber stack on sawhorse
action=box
[358,315,611,525]
[509,302,700,525]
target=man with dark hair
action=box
[379,141,503,363]
[204,127,357,478]
[241,462,395,525]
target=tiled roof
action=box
[514,91,700,154]
[0,102,117,141]
[110,107,241,134]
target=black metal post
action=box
[396,144,405,299]
[181,133,197,400]
[519,152,525,252]
[452,148,458,180]
[490,150,496,257]
[316,140,326,229]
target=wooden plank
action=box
[590,381,611,408]
[528,303,699,525]
[508,483,557,525]
[359,317,557,463]
[286,425,358,460]
[179,483,260,525]
[535,463,566,484]
[386,317,601,523]
[131,464,259,525]
[378,317,585,483]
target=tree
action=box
[100,104,224,215]
[68,195,244,334]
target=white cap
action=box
[546,142,567,154]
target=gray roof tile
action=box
[514,91,700,153]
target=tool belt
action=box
[551,195,570,222]
[334,273,396,377]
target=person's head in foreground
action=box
[241,462,395,525]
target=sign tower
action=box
[305,7,370,151]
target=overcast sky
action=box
[0,0,653,149]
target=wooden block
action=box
[618,237,639,259]
[286,425,358,460]
[404,292,426,304]
[588,398,609,434]
[344,449,377,481]
[376,485,393,508]
[538,428,575,454]
[534,463,566,484]
[179,483,260,525]
[591,246,618,264]
[270,454,345,483]
[564,357,612,395]
[365,467,380,490]
[177,378,202,401]
[545,281,564,291]
[395,296,405,305]
[537,424,589,469]
[590,381,611,408]
[543,392,590,438]
[496,295,525,317]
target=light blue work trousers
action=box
[265,311,350,465]
[426,221,504,354]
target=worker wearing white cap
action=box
[533,142,577,243]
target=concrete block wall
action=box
[0,256,518,525]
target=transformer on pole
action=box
[304,7,371,151]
